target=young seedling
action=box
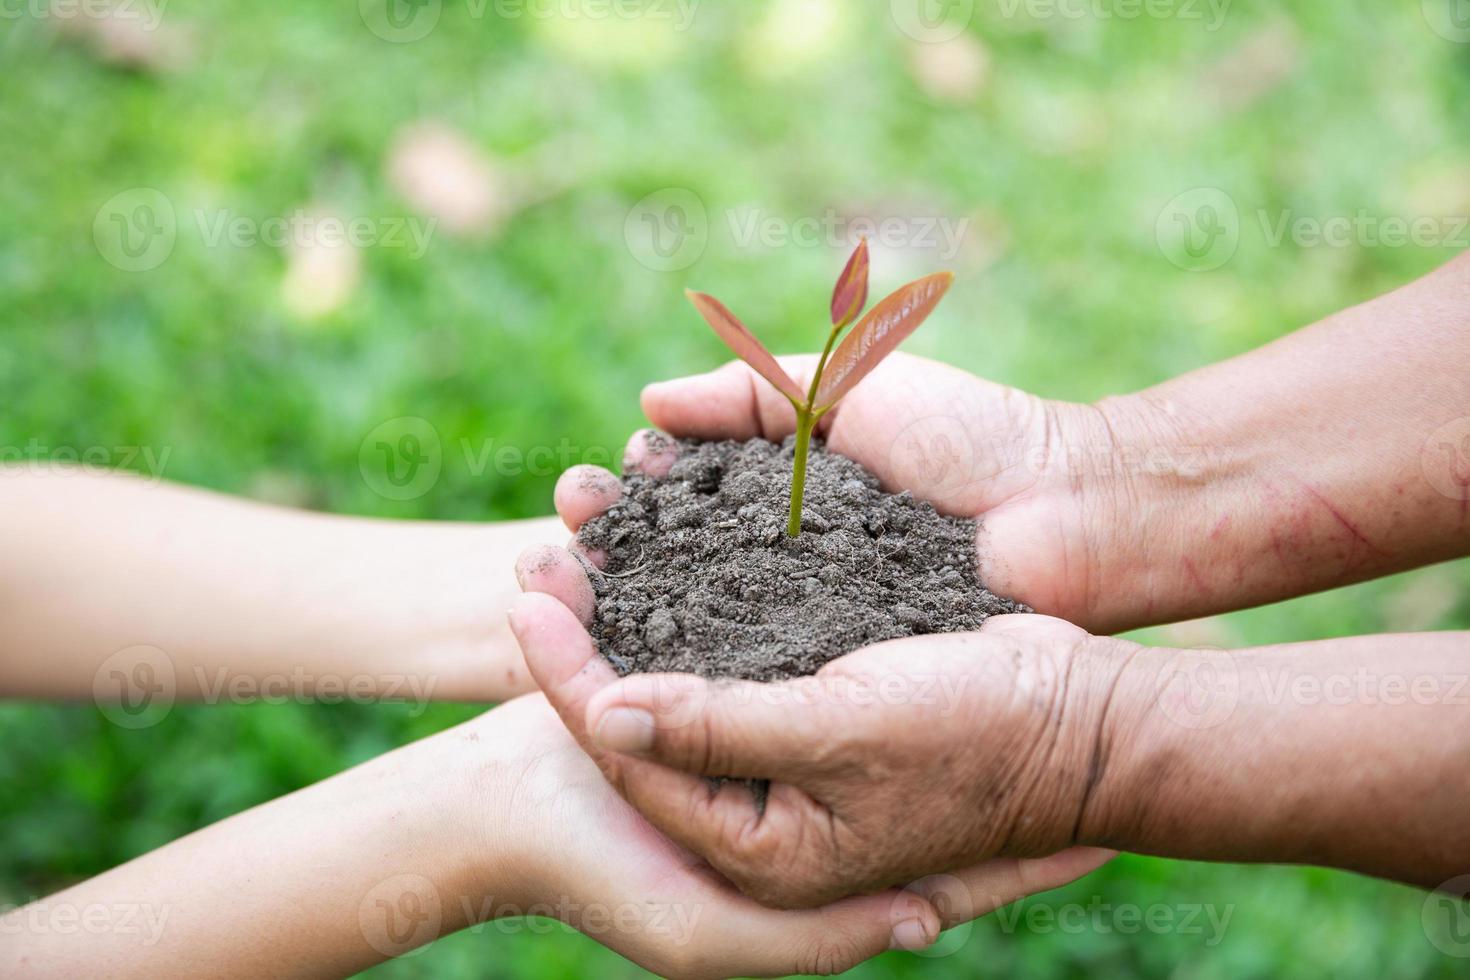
[685,240,953,537]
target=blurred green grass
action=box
[2,1,1469,976]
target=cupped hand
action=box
[555,352,1164,632]
[474,692,945,976]
[509,584,1121,913]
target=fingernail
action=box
[592,707,656,754]
[889,917,936,952]
[506,606,522,633]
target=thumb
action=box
[641,357,819,442]
[507,591,618,749]
[583,672,838,781]
[909,847,1118,928]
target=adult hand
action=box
[515,559,1470,904]
[614,352,1148,632]
[510,586,1119,913]
[562,251,1470,633]
[543,351,1202,635]
[464,693,949,975]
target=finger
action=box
[979,612,1090,645]
[506,592,803,898]
[567,535,606,570]
[641,357,820,443]
[910,847,1117,928]
[677,887,941,977]
[582,672,863,906]
[621,427,679,477]
[514,545,596,626]
[597,750,846,908]
[553,464,622,532]
[507,591,618,748]
[583,672,839,780]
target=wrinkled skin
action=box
[468,694,947,976]
[511,592,1125,911]
[508,353,1130,912]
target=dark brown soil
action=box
[577,436,1028,682]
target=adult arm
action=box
[513,602,1470,905]
[1077,250,1470,630]
[618,251,1470,633]
[1089,629,1470,889]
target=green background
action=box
[3,1,1469,976]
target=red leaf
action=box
[829,238,870,328]
[684,290,805,404]
[814,272,953,409]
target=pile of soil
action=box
[577,436,1028,682]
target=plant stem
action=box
[786,324,844,538]
[806,325,842,408]
[787,407,815,536]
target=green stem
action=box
[787,408,816,536]
[806,325,842,408]
[786,324,844,538]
